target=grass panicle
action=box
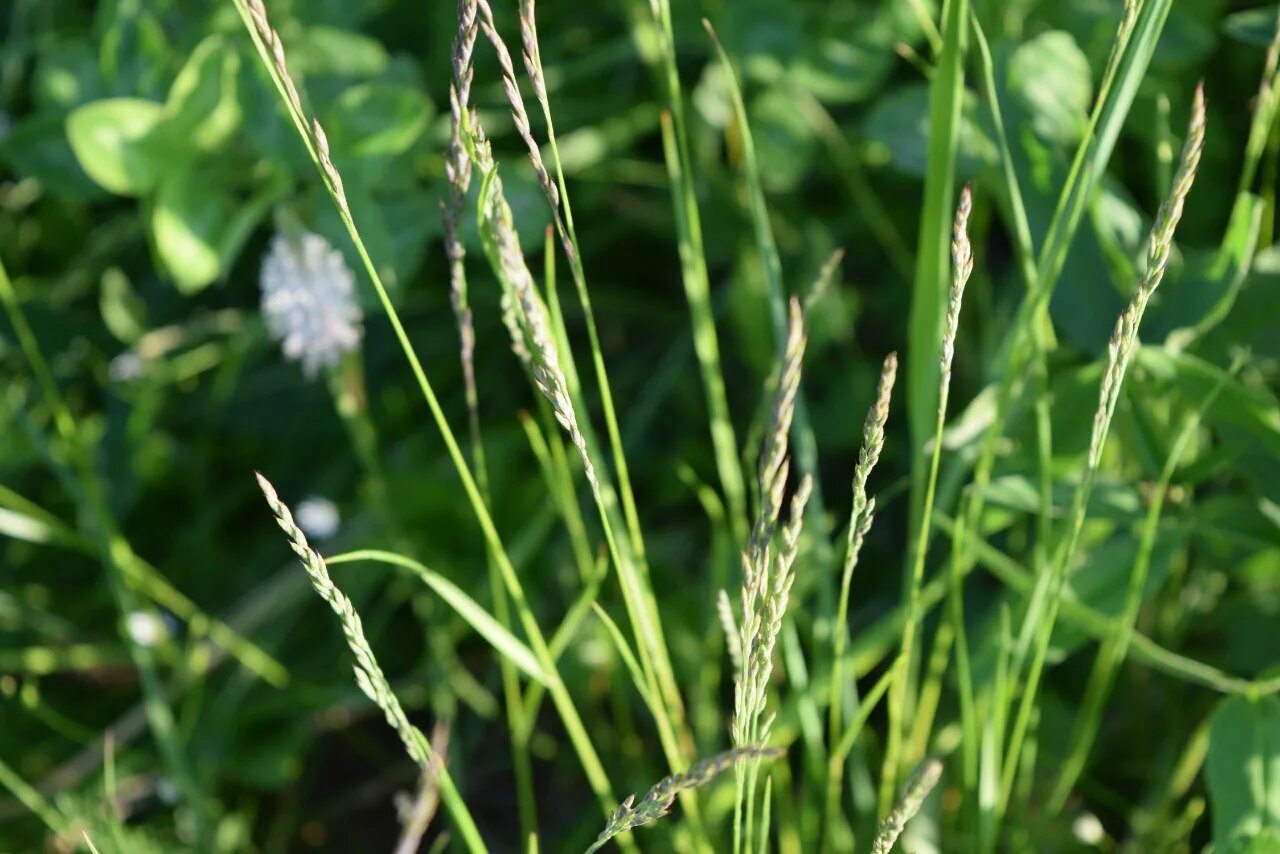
[469,119,600,496]
[254,473,486,853]
[871,758,943,854]
[586,746,783,854]
[826,351,897,839]
[1001,82,1206,812]
[733,298,810,747]
[884,186,975,808]
[731,298,810,853]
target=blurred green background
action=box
[3,0,1280,850]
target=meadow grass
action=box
[4,0,1280,851]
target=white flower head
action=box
[295,495,341,540]
[125,610,167,648]
[260,231,362,377]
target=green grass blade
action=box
[327,550,549,687]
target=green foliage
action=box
[4,0,1280,850]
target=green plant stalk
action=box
[956,0,1162,579]
[0,256,208,839]
[0,754,63,834]
[902,0,967,563]
[894,0,967,816]
[517,409,597,584]
[471,412,540,843]
[650,0,750,546]
[1235,6,1280,199]
[905,619,954,764]
[1048,358,1239,809]
[229,0,621,820]
[1000,80,1203,814]
[934,511,1280,697]
[827,667,895,829]
[885,180,972,816]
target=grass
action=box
[4,0,1280,851]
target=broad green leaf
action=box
[0,113,106,199]
[747,85,817,192]
[151,166,233,294]
[99,268,148,344]
[289,26,390,77]
[791,3,904,104]
[1207,695,1280,852]
[1223,6,1280,47]
[1007,31,1093,145]
[1136,348,1280,458]
[65,98,165,195]
[326,83,431,158]
[863,83,994,179]
[326,551,548,686]
[163,35,243,153]
[33,40,104,111]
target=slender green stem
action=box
[229,0,619,818]
[649,0,749,546]
[1048,357,1240,808]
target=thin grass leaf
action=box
[326,550,548,686]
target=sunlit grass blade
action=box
[649,0,750,546]
[326,550,549,686]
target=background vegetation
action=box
[2,0,1280,851]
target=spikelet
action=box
[441,0,482,431]
[941,185,973,383]
[717,588,742,671]
[469,115,599,496]
[476,0,558,208]
[241,0,350,220]
[732,299,810,747]
[585,746,784,853]
[255,474,434,771]
[871,758,943,854]
[1088,83,1205,470]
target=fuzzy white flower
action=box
[260,231,362,377]
[125,610,167,648]
[295,495,341,540]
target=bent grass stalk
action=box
[469,111,700,828]
[587,747,782,854]
[229,0,621,819]
[513,0,650,574]
[255,476,485,853]
[445,5,540,835]
[999,84,1206,813]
